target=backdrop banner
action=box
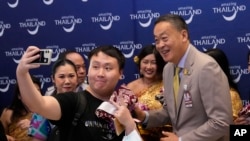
[0,0,250,111]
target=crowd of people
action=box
[0,13,250,141]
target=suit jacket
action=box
[147,44,233,141]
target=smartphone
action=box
[31,49,52,65]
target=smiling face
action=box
[154,21,189,65]
[52,64,78,93]
[140,53,157,79]
[87,52,123,99]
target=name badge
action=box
[183,84,192,107]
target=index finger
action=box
[110,100,120,109]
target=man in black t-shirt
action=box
[16,45,142,141]
[51,90,124,141]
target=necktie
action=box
[173,67,180,105]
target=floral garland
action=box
[95,84,138,135]
[239,104,250,117]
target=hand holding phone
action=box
[31,49,52,65]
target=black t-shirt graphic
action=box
[50,90,124,141]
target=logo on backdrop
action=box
[82,0,88,2]
[134,73,140,79]
[45,45,67,62]
[130,10,160,28]
[75,43,97,60]
[34,75,51,89]
[91,13,120,30]
[170,6,202,24]
[43,0,54,5]
[0,76,16,93]
[113,41,142,58]
[213,2,246,21]
[230,65,249,83]
[55,16,82,33]
[192,35,226,51]
[5,47,25,64]
[7,0,19,8]
[237,33,250,49]
[19,18,46,35]
[0,21,11,37]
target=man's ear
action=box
[181,29,188,41]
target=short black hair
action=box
[154,14,190,39]
[88,45,125,70]
[58,50,79,60]
[51,59,77,78]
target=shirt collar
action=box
[177,44,191,68]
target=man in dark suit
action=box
[136,14,232,141]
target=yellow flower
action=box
[134,56,139,64]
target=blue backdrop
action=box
[0,0,250,112]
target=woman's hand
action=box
[234,116,250,125]
[17,119,31,130]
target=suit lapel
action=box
[175,45,196,122]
